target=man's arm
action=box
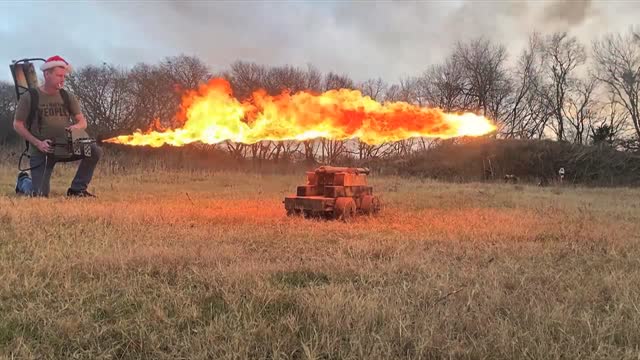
[66,92,87,130]
[13,93,52,153]
[13,119,53,153]
[68,113,88,130]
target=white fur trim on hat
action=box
[40,57,72,73]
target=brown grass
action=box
[1,160,639,359]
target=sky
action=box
[1,0,639,84]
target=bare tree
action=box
[418,57,470,112]
[563,77,599,144]
[452,37,510,121]
[357,140,394,160]
[592,30,640,141]
[21,57,209,140]
[265,65,309,94]
[383,77,420,104]
[0,81,18,144]
[541,32,587,141]
[399,77,421,104]
[502,33,556,139]
[248,140,273,161]
[319,138,347,163]
[270,140,302,162]
[66,64,137,136]
[384,84,401,102]
[590,90,631,146]
[303,140,317,163]
[487,76,512,133]
[358,78,388,101]
[127,62,182,131]
[227,61,268,100]
[225,141,248,159]
[504,34,538,137]
[160,54,212,91]
[323,72,355,91]
[304,64,323,93]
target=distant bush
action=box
[383,139,640,187]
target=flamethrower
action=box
[51,128,96,160]
[9,58,96,171]
[9,57,42,98]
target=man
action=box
[14,55,101,197]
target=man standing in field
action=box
[13,55,102,197]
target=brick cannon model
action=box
[284,166,381,220]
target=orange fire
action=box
[103,78,496,147]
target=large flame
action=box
[104,78,496,147]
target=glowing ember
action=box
[104,78,496,147]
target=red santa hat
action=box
[40,55,72,73]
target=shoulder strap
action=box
[60,88,72,116]
[24,88,40,150]
[26,88,39,131]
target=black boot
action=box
[67,188,97,198]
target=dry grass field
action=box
[1,159,639,359]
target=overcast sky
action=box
[1,0,639,84]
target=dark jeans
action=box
[16,143,102,197]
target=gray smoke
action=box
[1,1,639,83]
[543,0,593,27]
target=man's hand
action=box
[66,124,83,131]
[36,139,53,153]
[68,113,88,131]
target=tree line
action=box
[1,29,639,162]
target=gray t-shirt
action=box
[14,88,82,153]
